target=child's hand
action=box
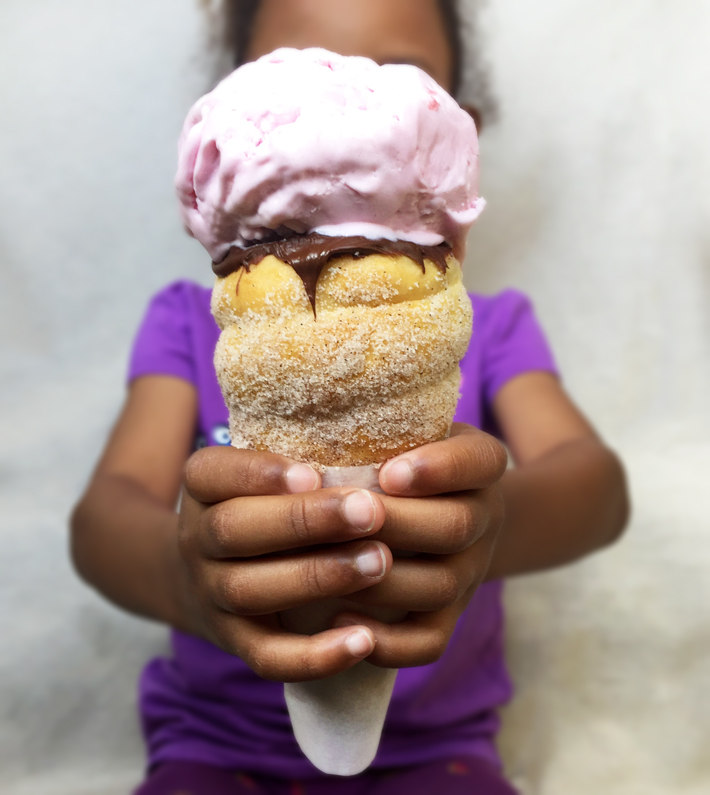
[176,447,394,681]
[331,424,508,668]
[177,425,507,679]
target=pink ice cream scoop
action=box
[175,47,484,262]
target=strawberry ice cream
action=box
[176,47,483,263]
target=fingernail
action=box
[345,628,374,657]
[381,458,414,493]
[355,545,386,578]
[343,490,377,532]
[286,463,319,493]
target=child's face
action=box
[247,0,454,93]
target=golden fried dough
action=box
[212,252,472,467]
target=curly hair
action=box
[223,0,464,96]
[206,0,495,123]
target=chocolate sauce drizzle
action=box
[212,233,452,314]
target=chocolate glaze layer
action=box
[212,233,453,313]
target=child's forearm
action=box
[71,474,191,632]
[486,437,629,580]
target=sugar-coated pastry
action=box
[211,240,472,467]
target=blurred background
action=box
[1,1,708,793]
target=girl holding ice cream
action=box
[71,1,629,793]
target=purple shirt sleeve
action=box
[128,281,199,386]
[476,289,558,407]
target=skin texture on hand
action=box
[333,425,507,668]
[71,372,629,682]
[177,446,394,680]
[174,425,508,676]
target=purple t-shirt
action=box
[129,281,557,777]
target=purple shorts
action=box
[134,757,519,795]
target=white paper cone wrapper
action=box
[282,464,402,776]
[284,661,397,776]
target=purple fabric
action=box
[134,757,520,794]
[128,281,557,777]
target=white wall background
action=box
[0,1,708,793]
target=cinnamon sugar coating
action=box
[212,251,473,467]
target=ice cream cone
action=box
[175,47,483,775]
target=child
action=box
[71,1,629,793]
